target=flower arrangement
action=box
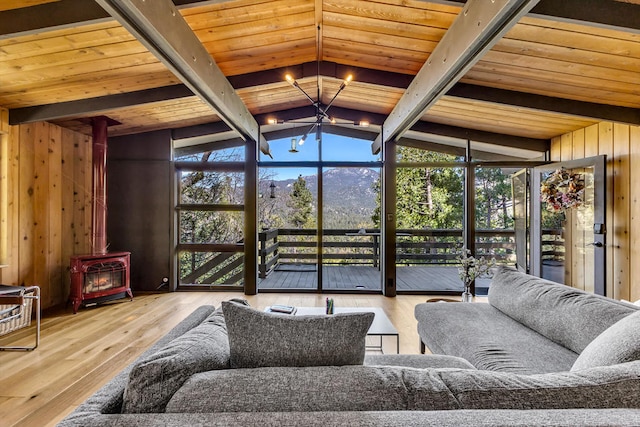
[457,248,496,302]
[540,168,585,212]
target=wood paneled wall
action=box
[0,108,92,309]
[550,122,640,302]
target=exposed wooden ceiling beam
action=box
[528,0,640,33]
[0,0,233,40]
[448,84,640,127]
[94,0,268,154]
[9,85,193,125]
[372,0,541,154]
[0,0,109,39]
[408,121,549,153]
[425,0,640,33]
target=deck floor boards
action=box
[259,265,491,292]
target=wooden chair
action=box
[0,285,40,351]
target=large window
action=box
[258,167,318,290]
[173,129,546,295]
[391,139,544,295]
[175,145,245,289]
[474,167,517,294]
[394,145,465,292]
[258,131,382,291]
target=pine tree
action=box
[288,175,314,228]
[372,147,464,229]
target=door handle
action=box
[586,242,604,247]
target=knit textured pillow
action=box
[222,301,373,368]
[571,310,640,371]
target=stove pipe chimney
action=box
[91,116,109,255]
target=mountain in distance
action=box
[273,168,380,228]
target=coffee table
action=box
[266,306,399,354]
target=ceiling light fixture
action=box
[281,72,353,152]
[270,25,358,153]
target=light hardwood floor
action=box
[0,291,446,427]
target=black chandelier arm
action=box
[323,83,345,113]
[287,75,316,105]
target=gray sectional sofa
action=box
[415,266,640,374]
[58,270,640,426]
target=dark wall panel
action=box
[107,130,172,291]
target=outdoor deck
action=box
[258,265,491,293]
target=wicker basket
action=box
[0,289,34,335]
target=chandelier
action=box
[268,72,353,153]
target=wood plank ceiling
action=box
[0,0,639,158]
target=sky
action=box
[259,133,381,180]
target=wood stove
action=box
[67,116,132,313]
[69,252,132,314]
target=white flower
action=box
[457,248,496,285]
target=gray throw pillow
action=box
[571,310,640,371]
[222,301,374,368]
[122,300,248,413]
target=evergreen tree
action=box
[475,168,514,230]
[372,147,463,229]
[287,175,314,228]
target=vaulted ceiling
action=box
[1,0,639,159]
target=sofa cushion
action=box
[439,361,640,410]
[222,301,373,368]
[414,302,578,374]
[488,266,638,353]
[122,302,240,413]
[572,311,640,371]
[165,365,460,413]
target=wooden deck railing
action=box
[179,228,564,282]
[258,228,565,278]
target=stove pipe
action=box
[91,117,108,255]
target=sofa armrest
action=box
[58,305,216,423]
